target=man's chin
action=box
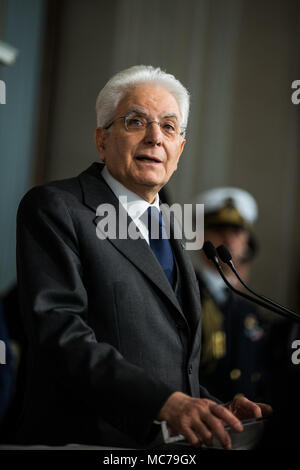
[133,173,167,188]
[139,179,164,188]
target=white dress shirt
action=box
[101,165,160,245]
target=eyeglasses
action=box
[104,112,186,138]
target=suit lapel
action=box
[170,227,202,336]
[78,163,187,323]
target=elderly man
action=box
[16,65,270,449]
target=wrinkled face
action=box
[95,84,186,202]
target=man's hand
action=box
[225,395,273,420]
[157,392,244,450]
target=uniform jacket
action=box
[16,162,214,447]
[196,270,269,403]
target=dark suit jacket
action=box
[16,162,214,447]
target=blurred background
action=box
[1,0,299,308]
[0,0,299,442]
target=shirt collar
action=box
[101,165,160,222]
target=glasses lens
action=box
[125,114,147,131]
[160,120,180,136]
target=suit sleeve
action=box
[16,185,174,444]
[199,385,223,404]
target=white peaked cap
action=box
[195,187,258,225]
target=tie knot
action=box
[147,205,161,219]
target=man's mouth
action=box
[135,155,162,163]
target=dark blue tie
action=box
[147,206,175,286]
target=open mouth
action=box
[135,156,162,163]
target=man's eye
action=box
[127,117,145,127]
[163,123,176,133]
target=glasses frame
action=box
[104,112,186,137]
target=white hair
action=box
[95,65,190,129]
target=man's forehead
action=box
[116,85,181,118]
[125,106,179,120]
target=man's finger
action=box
[181,426,203,447]
[231,397,263,419]
[210,403,244,432]
[252,403,263,418]
[257,403,273,416]
[189,421,213,447]
[202,413,234,450]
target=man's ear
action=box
[94,127,108,160]
[178,138,186,160]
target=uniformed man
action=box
[195,187,269,403]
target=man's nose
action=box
[144,121,163,145]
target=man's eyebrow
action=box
[126,108,179,121]
[163,113,178,121]
[126,107,148,116]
